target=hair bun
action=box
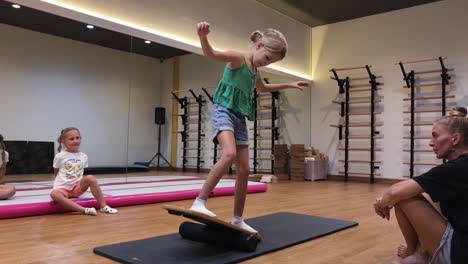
[250,31,263,43]
[450,106,467,117]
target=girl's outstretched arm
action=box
[197,22,243,65]
[256,72,309,93]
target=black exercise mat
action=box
[94,212,358,264]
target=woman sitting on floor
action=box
[374,106,468,264]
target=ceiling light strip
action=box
[41,0,311,80]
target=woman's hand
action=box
[374,197,392,220]
[196,21,210,38]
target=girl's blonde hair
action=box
[436,106,468,145]
[0,134,5,163]
[57,127,80,152]
[250,28,288,59]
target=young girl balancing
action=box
[50,127,118,216]
[190,22,309,233]
[0,134,16,199]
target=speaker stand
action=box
[147,124,173,169]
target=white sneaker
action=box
[231,219,258,234]
[190,204,217,217]
[84,207,97,216]
[100,205,118,214]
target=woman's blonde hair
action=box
[57,127,80,152]
[0,134,5,163]
[436,106,468,145]
[250,28,288,59]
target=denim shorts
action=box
[429,223,453,264]
[211,104,249,145]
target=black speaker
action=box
[155,107,165,125]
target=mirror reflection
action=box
[0,2,189,189]
[0,2,306,216]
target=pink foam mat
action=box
[0,178,267,219]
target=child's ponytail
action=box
[250,30,263,44]
[57,130,64,152]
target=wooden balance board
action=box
[163,205,262,240]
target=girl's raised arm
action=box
[197,22,243,64]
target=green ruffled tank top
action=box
[213,61,257,121]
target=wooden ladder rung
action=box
[256,97,275,101]
[414,68,454,75]
[403,122,433,126]
[403,149,433,152]
[339,148,382,151]
[349,85,372,89]
[330,75,382,81]
[403,136,431,139]
[348,112,383,116]
[403,161,441,165]
[339,171,381,176]
[332,100,382,104]
[403,95,455,101]
[329,65,372,72]
[331,123,383,128]
[396,57,447,65]
[403,82,454,88]
[403,109,443,113]
[350,100,382,104]
[349,87,382,93]
[339,160,382,163]
[348,135,383,139]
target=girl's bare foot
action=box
[400,253,429,264]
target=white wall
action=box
[311,0,468,179]
[16,0,312,80]
[0,24,162,167]
[127,53,163,166]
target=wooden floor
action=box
[2,172,403,264]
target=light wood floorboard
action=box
[1,172,403,264]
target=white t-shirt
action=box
[53,150,88,190]
[0,150,9,167]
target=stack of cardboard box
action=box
[289,144,305,181]
[273,144,289,180]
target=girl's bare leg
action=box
[80,175,106,208]
[197,131,237,200]
[50,190,86,213]
[233,145,249,217]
